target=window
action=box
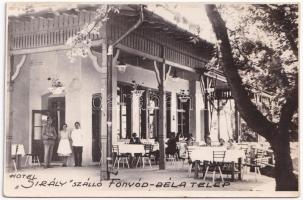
[117,87,128,139]
[177,96,190,137]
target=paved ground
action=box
[3,160,280,197]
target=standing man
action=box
[42,116,57,168]
[71,122,84,167]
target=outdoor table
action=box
[116,144,145,168]
[190,147,246,181]
[118,144,145,156]
[152,143,159,151]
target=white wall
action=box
[23,50,105,166]
[12,51,205,167]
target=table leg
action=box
[194,161,199,179]
[130,155,135,168]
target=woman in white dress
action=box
[57,124,72,166]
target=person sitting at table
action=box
[219,138,225,146]
[176,132,185,142]
[227,139,236,149]
[185,133,195,146]
[175,132,181,142]
[165,133,178,157]
[150,137,160,164]
[179,133,185,142]
[205,136,212,146]
[129,133,141,144]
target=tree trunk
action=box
[271,127,298,191]
[205,5,276,141]
[205,4,298,191]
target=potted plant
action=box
[47,77,65,94]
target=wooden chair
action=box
[11,156,18,173]
[242,151,271,181]
[178,144,188,167]
[186,146,197,177]
[166,152,178,165]
[112,145,130,169]
[203,151,226,183]
[238,144,249,155]
[136,144,153,168]
[24,153,41,167]
[256,148,265,158]
[11,144,22,172]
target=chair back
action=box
[112,145,119,155]
[240,147,249,155]
[213,151,226,163]
[144,144,153,154]
[256,149,265,158]
[141,139,147,144]
[178,143,187,159]
[187,146,195,159]
[238,143,248,150]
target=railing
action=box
[9,10,99,50]
[9,10,207,69]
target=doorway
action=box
[48,97,65,162]
[32,110,49,162]
[31,96,65,163]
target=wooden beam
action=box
[99,25,108,180]
[106,44,113,179]
[158,60,167,170]
[165,60,196,73]
[116,43,201,75]
[10,40,102,55]
[203,76,210,141]
[116,43,163,62]
[204,71,227,83]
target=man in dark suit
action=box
[165,132,178,156]
[130,133,141,144]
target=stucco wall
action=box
[11,50,102,166]
[11,55,31,158]
[10,50,204,166]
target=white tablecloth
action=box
[190,147,245,163]
[118,144,145,156]
[153,143,159,151]
[11,144,25,156]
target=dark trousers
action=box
[43,140,55,167]
[73,146,83,166]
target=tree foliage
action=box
[210,4,298,126]
[205,4,298,191]
[65,5,120,62]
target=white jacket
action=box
[71,129,84,147]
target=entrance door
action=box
[32,110,50,162]
[92,93,101,162]
[48,97,65,161]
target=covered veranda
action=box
[6,4,275,186]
